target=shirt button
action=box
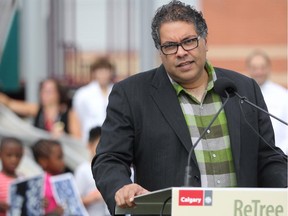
[216,180,221,184]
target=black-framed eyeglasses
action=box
[160,36,201,55]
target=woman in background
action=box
[0,78,81,139]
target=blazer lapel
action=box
[224,97,241,175]
[216,71,241,177]
[149,65,196,161]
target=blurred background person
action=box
[31,139,65,216]
[74,126,109,216]
[0,137,24,216]
[246,50,288,154]
[0,78,81,139]
[72,57,116,142]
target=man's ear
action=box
[204,38,208,51]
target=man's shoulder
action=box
[214,67,247,78]
[265,81,287,93]
[116,67,160,86]
[74,82,98,97]
[214,67,252,83]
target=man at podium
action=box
[92,1,287,215]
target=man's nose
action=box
[176,45,188,56]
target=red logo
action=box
[179,190,204,206]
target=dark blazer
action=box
[92,65,287,214]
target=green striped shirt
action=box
[171,62,237,187]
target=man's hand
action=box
[115,183,149,208]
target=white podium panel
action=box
[171,187,287,216]
[115,187,288,215]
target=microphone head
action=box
[214,78,237,98]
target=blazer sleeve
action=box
[252,79,288,187]
[91,82,134,215]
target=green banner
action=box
[0,10,19,92]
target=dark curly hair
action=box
[88,126,101,143]
[0,137,23,151]
[32,139,61,163]
[151,0,208,49]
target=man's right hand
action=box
[115,183,149,208]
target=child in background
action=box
[0,137,24,216]
[74,127,109,216]
[31,139,65,216]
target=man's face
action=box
[247,55,270,86]
[158,21,208,86]
[92,68,113,87]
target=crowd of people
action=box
[0,57,115,215]
[0,57,116,142]
[0,127,110,216]
[0,1,288,215]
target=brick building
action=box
[202,0,287,87]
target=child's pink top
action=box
[44,173,58,214]
[0,171,16,216]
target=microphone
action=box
[216,78,288,126]
[183,78,235,187]
[213,78,237,98]
[216,78,287,159]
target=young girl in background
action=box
[0,137,24,216]
[31,139,65,216]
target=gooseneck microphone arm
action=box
[234,92,288,126]
[184,90,230,187]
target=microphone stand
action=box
[184,91,230,187]
[234,92,288,126]
[235,91,288,160]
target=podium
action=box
[115,187,288,215]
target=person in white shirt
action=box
[73,57,115,142]
[246,50,288,154]
[74,126,110,216]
